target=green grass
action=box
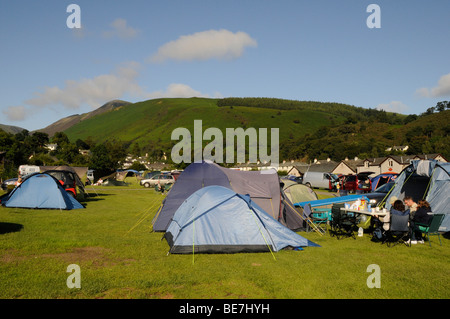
[0,185,449,299]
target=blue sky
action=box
[1,0,449,131]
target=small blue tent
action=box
[2,173,84,210]
[164,186,318,254]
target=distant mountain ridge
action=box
[37,100,131,136]
[0,123,26,134]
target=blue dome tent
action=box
[2,173,84,210]
[164,186,319,254]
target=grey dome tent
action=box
[164,185,319,254]
[282,179,318,204]
[152,160,304,232]
[384,159,450,231]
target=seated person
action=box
[413,200,432,224]
[410,200,432,244]
[390,199,410,216]
[373,196,397,233]
[404,196,418,219]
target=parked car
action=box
[341,173,373,193]
[365,182,395,206]
[285,175,303,183]
[43,170,78,197]
[1,178,18,191]
[302,171,338,190]
[143,171,161,179]
[140,174,175,188]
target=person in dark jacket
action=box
[410,200,432,244]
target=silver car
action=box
[1,178,18,191]
[140,174,174,188]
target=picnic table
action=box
[340,207,387,217]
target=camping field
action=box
[0,183,449,300]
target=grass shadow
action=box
[0,222,24,235]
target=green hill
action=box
[61,97,449,162]
[64,97,347,150]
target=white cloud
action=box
[25,61,146,110]
[150,29,257,63]
[2,105,28,121]
[375,101,409,113]
[416,73,450,98]
[7,59,220,122]
[102,18,139,39]
[146,83,222,99]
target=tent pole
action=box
[192,219,195,265]
[249,207,277,261]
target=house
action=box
[296,158,338,175]
[356,154,448,176]
[286,165,303,177]
[331,157,364,175]
[44,143,58,152]
[79,149,91,156]
[385,145,409,152]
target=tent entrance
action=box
[397,174,430,202]
[398,174,430,202]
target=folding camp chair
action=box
[415,213,445,247]
[330,203,357,239]
[385,213,411,247]
[303,203,327,235]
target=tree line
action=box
[0,130,128,180]
[218,97,405,125]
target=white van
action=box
[87,170,95,183]
[18,165,40,177]
[302,171,337,190]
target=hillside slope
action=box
[37,100,131,136]
[0,123,26,134]
[61,97,449,161]
[63,97,347,151]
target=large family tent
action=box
[164,186,318,254]
[282,179,318,203]
[1,173,84,210]
[152,161,231,232]
[385,160,450,231]
[217,166,304,231]
[152,160,304,232]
